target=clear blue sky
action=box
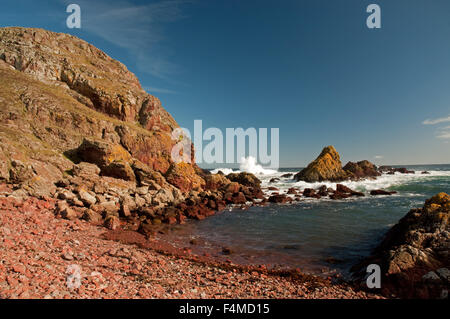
[1,0,450,166]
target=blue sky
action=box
[1,0,450,167]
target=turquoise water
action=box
[176,165,450,276]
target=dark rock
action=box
[317,185,328,196]
[268,194,291,204]
[222,247,233,255]
[226,172,261,188]
[370,189,397,196]
[343,160,381,179]
[303,188,320,198]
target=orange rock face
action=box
[0,27,200,194]
[294,146,349,182]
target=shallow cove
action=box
[164,164,450,278]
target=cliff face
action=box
[0,27,265,231]
[0,27,197,195]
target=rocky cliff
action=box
[0,27,263,230]
[352,193,450,299]
[0,27,189,193]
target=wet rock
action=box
[317,185,328,196]
[269,178,280,183]
[335,184,365,197]
[231,192,247,204]
[226,172,261,188]
[268,194,291,204]
[303,188,320,199]
[204,174,231,191]
[370,190,397,196]
[281,173,293,178]
[336,184,354,194]
[223,182,240,194]
[343,160,381,179]
[379,166,415,174]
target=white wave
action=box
[239,156,277,175]
[210,157,278,176]
[210,168,235,175]
[258,170,450,195]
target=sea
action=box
[165,158,450,278]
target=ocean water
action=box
[173,162,450,277]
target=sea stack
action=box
[294,145,348,182]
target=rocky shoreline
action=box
[0,27,448,299]
[0,193,380,299]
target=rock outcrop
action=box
[352,193,450,298]
[294,146,385,183]
[0,27,264,231]
[343,160,381,179]
[0,27,190,195]
[294,146,348,182]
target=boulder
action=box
[78,189,97,206]
[77,139,136,181]
[303,188,321,199]
[294,146,348,182]
[268,194,291,204]
[82,209,102,223]
[370,189,397,196]
[104,215,120,230]
[131,160,167,188]
[164,162,205,193]
[72,162,101,178]
[343,160,381,179]
[204,173,231,191]
[226,172,261,188]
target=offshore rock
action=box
[294,146,348,183]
